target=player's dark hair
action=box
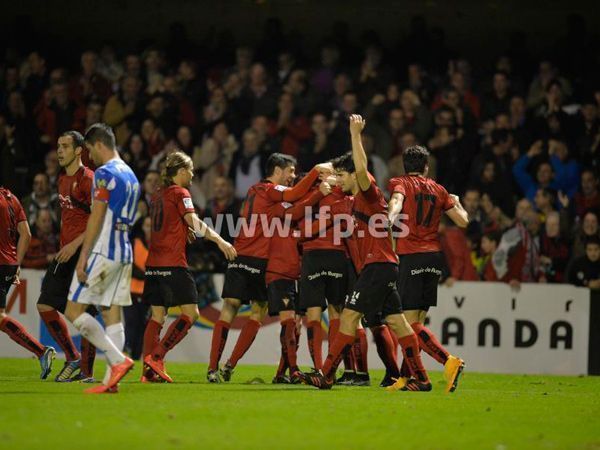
[265,153,296,176]
[162,150,193,186]
[84,123,116,150]
[60,130,84,151]
[403,145,430,174]
[585,235,600,247]
[483,230,502,245]
[331,152,355,173]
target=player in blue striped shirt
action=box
[64,123,140,394]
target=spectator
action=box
[526,61,572,110]
[21,209,59,269]
[533,187,556,222]
[34,82,76,145]
[268,92,311,158]
[574,169,600,218]
[44,150,61,190]
[299,113,338,171]
[539,211,570,283]
[487,209,542,289]
[229,128,266,200]
[567,236,600,289]
[124,215,151,360]
[480,192,513,231]
[439,217,478,285]
[139,170,161,215]
[572,211,600,259]
[241,63,277,118]
[69,50,111,105]
[103,75,144,146]
[482,71,512,121]
[192,121,238,203]
[202,176,242,245]
[22,51,49,112]
[21,173,59,225]
[512,140,563,202]
[121,133,150,179]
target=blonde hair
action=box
[161,150,193,186]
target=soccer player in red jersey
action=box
[36,131,97,382]
[302,115,431,391]
[219,178,332,383]
[298,183,352,372]
[207,153,332,382]
[142,151,236,383]
[387,145,469,393]
[0,187,56,378]
[301,179,400,387]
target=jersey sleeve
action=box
[440,186,455,210]
[265,184,286,203]
[12,197,27,223]
[361,182,382,205]
[82,171,94,205]
[390,178,406,196]
[174,187,196,217]
[93,167,113,203]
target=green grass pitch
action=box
[0,358,599,450]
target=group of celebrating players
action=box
[0,114,468,394]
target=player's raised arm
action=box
[349,114,370,192]
[186,213,237,261]
[445,194,469,228]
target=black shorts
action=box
[299,249,348,310]
[397,252,444,311]
[267,279,297,317]
[143,266,199,307]
[346,262,402,327]
[37,249,81,313]
[221,256,268,304]
[0,265,18,309]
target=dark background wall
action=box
[2,0,599,67]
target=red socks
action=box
[40,310,80,361]
[209,320,230,371]
[0,316,45,357]
[322,331,355,379]
[143,319,163,358]
[353,328,368,374]
[276,325,301,377]
[151,315,194,360]
[328,318,340,344]
[372,325,400,378]
[80,338,96,378]
[280,319,298,371]
[411,323,449,365]
[307,320,323,370]
[227,319,260,368]
[397,333,430,384]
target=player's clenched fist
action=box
[319,181,332,196]
[349,114,365,135]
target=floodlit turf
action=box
[0,358,599,450]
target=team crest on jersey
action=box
[96,178,107,188]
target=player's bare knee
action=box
[386,313,412,338]
[306,307,322,322]
[0,309,6,319]
[221,298,240,321]
[403,310,421,324]
[279,310,295,322]
[37,303,53,313]
[328,304,343,319]
[181,304,199,321]
[340,308,361,333]
[64,301,85,323]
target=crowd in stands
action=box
[1,16,599,293]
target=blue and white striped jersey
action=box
[91,158,140,263]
